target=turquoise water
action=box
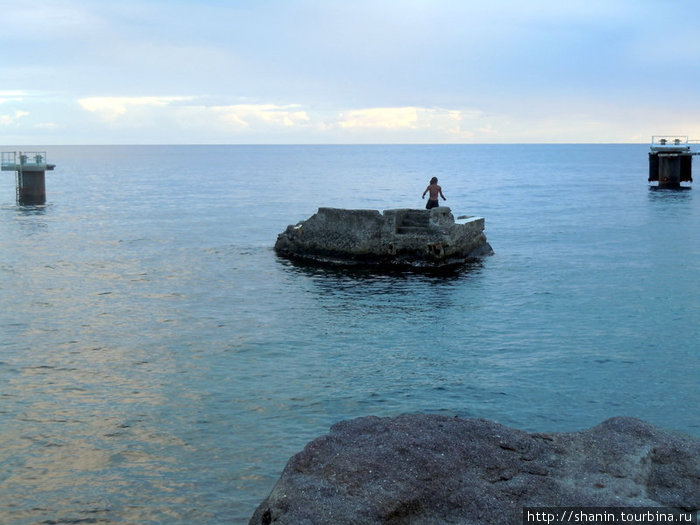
[1,145,698,523]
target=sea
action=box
[0,144,698,524]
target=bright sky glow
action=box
[2,0,700,144]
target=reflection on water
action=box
[647,185,693,196]
[278,258,486,322]
[1,342,190,524]
[279,256,484,286]
[8,204,50,236]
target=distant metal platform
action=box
[2,151,55,172]
[2,151,56,204]
[648,136,696,187]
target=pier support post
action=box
[17,170,47,205]
[658,155,681,188]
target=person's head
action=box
[430,177,438,185]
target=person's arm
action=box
[439,186,446,200]
[422,186,429,198]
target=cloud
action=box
[336,106,486,140]
[74,95,488,141]
[72,96,502,142]
[78,96,310,126]
[64,94,676,143]
[211,104,311,129]
[0,110,29,126]
[0,91,25,104]
[78,96,194,121]
[338,107,420,130]
[77,96,313,137]
[35,122,61,131]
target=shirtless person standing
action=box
[422,177,446,209]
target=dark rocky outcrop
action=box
[249,415,699,525]
[274,207,493,270]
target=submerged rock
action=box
[274,207,493,270]
[249,415,699,525]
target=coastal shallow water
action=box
[1,145,698,523]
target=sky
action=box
[2,0,700,144]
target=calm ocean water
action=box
[1,145,698,524]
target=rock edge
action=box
[250,414,699,525]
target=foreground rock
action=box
[250,415,699,525]
[274,207,493,270]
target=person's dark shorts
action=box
[426,199,439,209]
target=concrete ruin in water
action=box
[274,206,493,270]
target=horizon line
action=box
[1,141,654,147]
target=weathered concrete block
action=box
[274,207,493,269]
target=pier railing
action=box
[649,136,700,157]
[651,136,688,147]
[1,151,17,169]
[1,151,49,170]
